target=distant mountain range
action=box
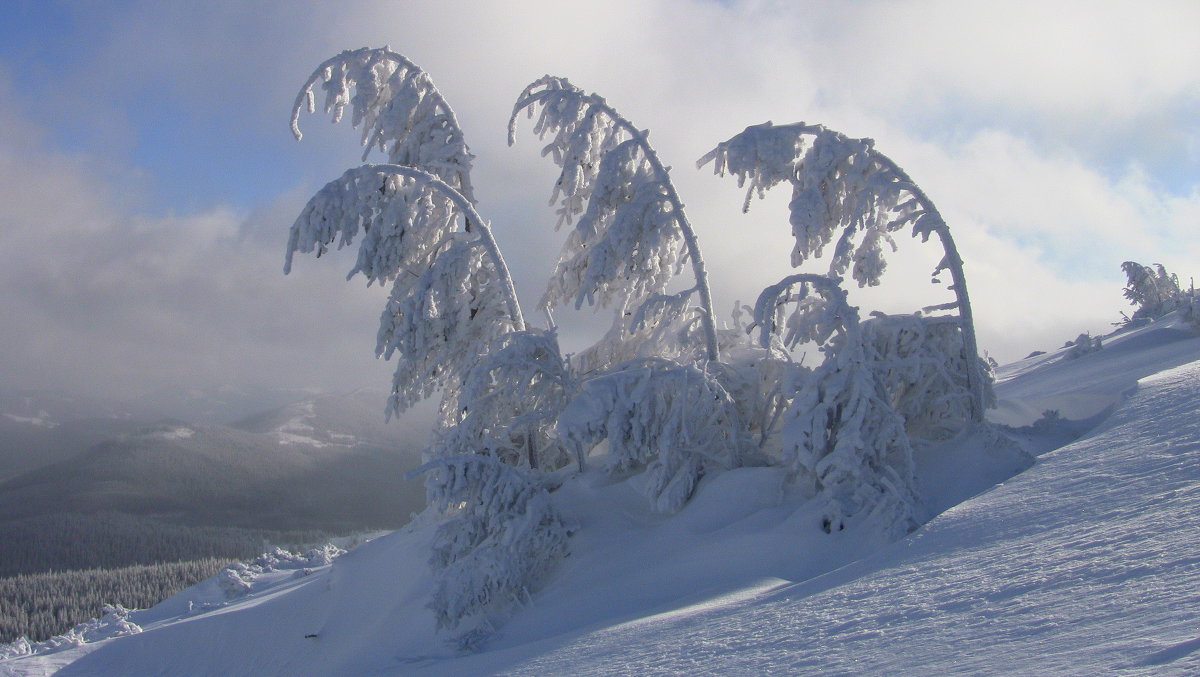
[0,388,432,533]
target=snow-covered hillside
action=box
[3,315,1198,676]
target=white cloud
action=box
[2,0,1197,405]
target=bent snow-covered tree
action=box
[510,76,720,368]
[750,274,918,537]
[286,48,525,423]
[700,122,989,425]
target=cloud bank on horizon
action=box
[0,0,1196,407]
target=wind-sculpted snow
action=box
[469,360,1200,676]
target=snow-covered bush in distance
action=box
[1121,261,1185,323]
[410,454,570,651]
[431,329,574,471]
[557,358,750,513]
[700,121,988,424]
[1064,332,1103,360]
[752,274,918,537]
[0,605,142,660]
[509,75,719,366]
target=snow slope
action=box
[3,316,1198,676]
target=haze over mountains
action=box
[0,387,430,558]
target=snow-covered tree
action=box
[557,358,748,513]
[509,76,720,366]
[750,274,918,537]
[412,454,570,650]
[287,48,525,422]
[700,122,988,424]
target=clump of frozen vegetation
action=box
[1063,332,1103,360]
[860,313,992,441]
[287,47,994,647]
[0,605,141,660]
[750,274,918,536]
[218,545,346,600]
[1121,261,1197,327]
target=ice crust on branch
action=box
[510,75,719,362]
[753,275,918,536]
[292,47,477,203]
[376,234,519,419]
[285,165,459,282]
[557,358,748,513]
[413,455,570,650]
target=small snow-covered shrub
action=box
[218,545,347,600]
[753,275,918,537]
[1063,332,1102,360]
[414,455,569,649]
[558,358,749,513]
[861,313,994,441]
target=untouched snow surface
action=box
[3,317,1199,676]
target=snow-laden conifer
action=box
[701,122,987,422]
[510,77,719,364]
[557,358,748,513]
[412,454,570,650]
[752,274,918,537]
[430,330,574,471]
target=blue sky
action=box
[0,0,1197,407]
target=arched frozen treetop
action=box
[285,164,524,419]
[700,122,948,285]
[702,122,986,422]
[291,47,477,205]
[509,76,719,362]
[285,164,456,282]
